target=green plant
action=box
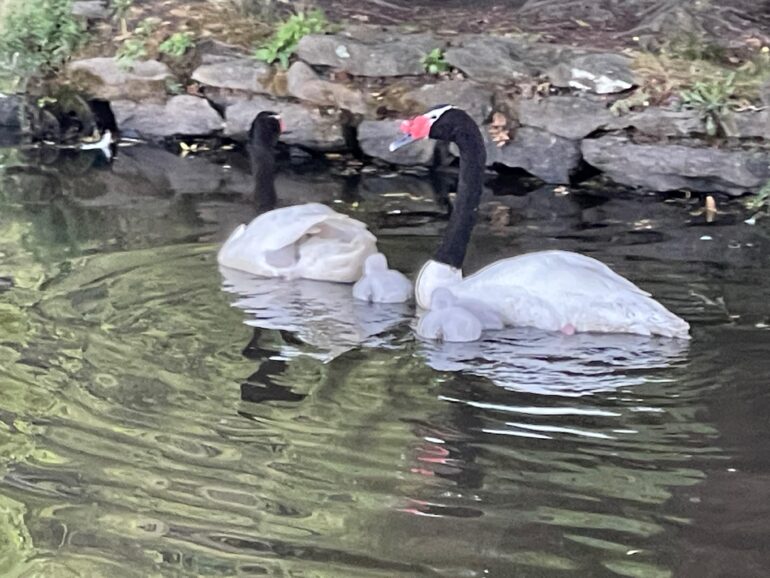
[112,0,133,36]
[663,31,726,63]
[0,0,86,85]
[422,48,449,75]
[680,73,736,136]
[165,78,184,95]
[159,32,194,58]
[116,38,147,69]
[746,180,770,212]
[134,16,161,37]
[253,8,327,69]
[115,17,160,69]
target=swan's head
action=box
[389,104,458,151]
[249,111,284,147]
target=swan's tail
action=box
[582,295,690,339]
[620,297,690,339]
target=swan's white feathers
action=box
[440,250,689,340]
[217,203,377,283]
[352,253,413,303]
[461,251,650,298]
[417,306,483,342]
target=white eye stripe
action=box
[425,105,454,123]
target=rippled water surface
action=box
[2,145,770,577]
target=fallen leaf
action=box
[490,112,507,127]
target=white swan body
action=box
[218,202,378,283]
[393,105,690,342]
[353,253,413,303]
[415,251,690,340]
[417,287,504,342]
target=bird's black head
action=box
[427,107,472,142]
[248,111,282,148]
[389,105,477,150]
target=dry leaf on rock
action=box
[488,112,510,147]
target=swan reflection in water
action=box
[418,327,690,398]
[220,266,412,362]
[221,262,692,526]
[221,265,689,397]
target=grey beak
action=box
[389,133,417,152]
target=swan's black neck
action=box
[249,142,277,212]
[433,111,486,269]
[247,113,282,212]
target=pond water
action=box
[1,144,770,577]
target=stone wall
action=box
[60,26,770,196]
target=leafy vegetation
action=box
[134,16,162,38]
[624,32,769,117]
[116,38,147,68]
[115,17,161,69]
[253,9,327,69]
[165,78,184,95]
[746,181,770,213]
[680,73,736,136]
[159,32,195,58]
[112,0,134,36]
[422,48,449,75]
[0,0,86,88]
[662,31,727,64]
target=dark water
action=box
[1,144,770,577]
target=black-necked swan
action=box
[389,105,690,341]
[217,111,412,302]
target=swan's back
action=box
[217,203,377,283]
[453,250,689,338]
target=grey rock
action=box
[113,95,224,139]
[760,79,770,108]
[487,127,582,183]
[516,95,613,140]
[113,146,222,195]
[444,37,532,83]
[610,108,705,137]
[286,61,368,114]
[296,33,437,77]
[67,57,172,101]
[401,80,493,124]
[548,53,634,94]
[191,58,273,94]
[517,43,588,74]
[226,97,347,151]
[358,120,435,166]
[72,1,109,19]
[0,94,24,128]
[0,94,25,145]
[196,39,249,64]
[720,110,770,139]
[582,136,770,195]
[337,25,414,44]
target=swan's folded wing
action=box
[465,251,650,297]
[218,203,376,282]
[453,250,688,338]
